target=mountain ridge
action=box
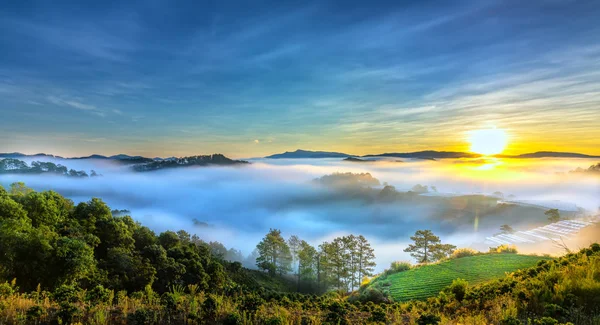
[2,150,599,161]
[265,149,600,159]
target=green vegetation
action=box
[131,154,248,171]
[0,158,97,177]
[1,182,598,324]
[545,208,561,223]
[368,253,552,302]
[313,172,380,187]
[403,230,456,263]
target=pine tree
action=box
[298,240,317,281]
[355,235,376,288]
[404,230,455,263]
[255,229,292,276]
[288,235,301,279]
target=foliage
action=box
[384,261,412,275]
[368,253,550,302]
[450,248,480,259]
[1,183,599,324]
[404,230,456,263]
[256,229,293,276]
[490,244,519,254]
[545,209,561,223]
[313,172,380,188]
[501,224,515,234]
[0,158,94,177]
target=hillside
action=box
[265,149,352,158]
[363,150,481,159]
[368,253,550,302]
[131,154,249,171]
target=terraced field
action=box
[370,254,551,302]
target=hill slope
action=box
[265,149,352,158]
[369,254,550,301]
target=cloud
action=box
[2,157,597,270]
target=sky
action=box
[1,0,600,158]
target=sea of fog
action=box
[1,157,598,271]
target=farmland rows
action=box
[375,254,550,301]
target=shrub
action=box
[264,315,285,325]
[57,302,82,324]
[86,285,113,304]
[369,305,388,323]
[53,285,80,304]
[325,301,348,325]
[533,317,559,325]
[360,276,371,288]
[500,316,522,325]
[417,313,441,325]
[26,305,44,320]
[544,304,568,321]
[450,248,479,259]
[0,282,14,297]
[349,287,390,304]
[223,311,243,325]
[490,244,518,254]
[385,261,412,275]
[127,308,157,325]
[447,278,468,302]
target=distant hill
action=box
[368,254,550,302]
[0,152,61,159]
[3,150,598,162]
[570,162,600,175]
[343,157,371,162]
[0,158,98,177]
[363,150,479,159]
[132,154,249,172]
[498,151,600,159]
[265,149,352,159]
[0,153,249,174]
[265,149,599,159]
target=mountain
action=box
[131,154,249,172]
[343,157,371,162]
[265,149,352,159]
[498,151,600,159]
[109,154,143,159]
[0,153,248,173]
[71,154,109,160]
[0,152,61,159]
[266,149,600,159]
[363,150,480,159]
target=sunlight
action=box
[468,128,509,156]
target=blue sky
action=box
[1,0,600,157]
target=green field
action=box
[369,254,551,302]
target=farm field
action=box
[369,254,552,302]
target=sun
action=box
[468,128,508,156]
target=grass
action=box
[370,254,552,302]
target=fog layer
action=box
[1,157,598,271]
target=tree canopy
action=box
[403,230,456,263]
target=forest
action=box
[0,183,598,324]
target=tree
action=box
[298,240,317,282]
[545,209,560,223]
[404,230,455,263]
[431,243,457,261]
[500,224,515,234]
[288,235,301,278]
[355,235,376,289]
[411,184,429,193]
[208,241,228,259]
[255,229,292,276]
